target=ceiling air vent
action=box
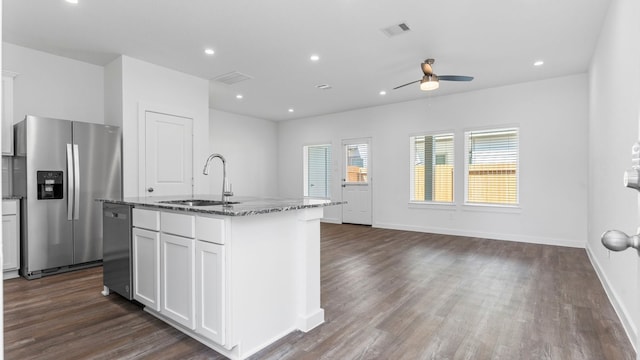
[381,22,411,37]
[213,71,253,85]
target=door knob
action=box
[624,169,640,190]
[601,230,640,251]
[147,187,154,193]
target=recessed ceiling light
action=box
[533,60,544,66]
[315,84,332,90]
[288,108,294,113]
[379,90,387,96]
[310,54,320,62]
[204,48,215,55]
[65,0,78,4]
[236,94,243,99]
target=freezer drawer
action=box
[103,203,132,300]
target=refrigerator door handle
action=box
[73,144,80,220]
[67,143,74,221]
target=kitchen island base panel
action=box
[295,208,324,332]
[227,208,325,359]
[126,206,326,360]
[143,307,298,360]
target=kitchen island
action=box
[99,195,342,360]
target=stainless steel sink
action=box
[159,199,240,206]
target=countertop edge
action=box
[97,197,344,217]
[2,196,23,200]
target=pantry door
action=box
[141,110,194,197]
[341,138,372,225]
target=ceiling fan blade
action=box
[421,63,433,75]
[393,80,420,90]
[438,75,474,82]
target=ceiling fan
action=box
[393,58,473,91]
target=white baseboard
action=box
[320,217,341,224]
[297,308,325,332]
[372,221,585,248]
[586,244,637,353]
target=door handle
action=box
[601,230,640,251]
[66,144,74,221]
[73,144,80,220]
[147,187,154,193]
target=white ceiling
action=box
[3,0,611,121]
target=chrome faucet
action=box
[203,153,234,204]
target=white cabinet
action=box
[161,211,195,238]
[195,239,225,344]
[159,212,196,329]
[132,227,160,311]
[132,208,161,311]
[161,232,195,329]
[130,208,227,346]
[196,216,225,245]
[2,199,20,279]
[2,71,17,155]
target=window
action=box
[345,143,368,184]
[410,133,454,202]
[465,128,519,205]
[303,144,331,198]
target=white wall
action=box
[104,56,122,128]
[105,55,210,197]
[587,0,640,349]
[278,74,589,246]
[3,42,104,124]
[209,109,278,198]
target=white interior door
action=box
[341,138,372,225]
[602,138,640,358]
[144,111,193,197]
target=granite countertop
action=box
[98,194,343,217]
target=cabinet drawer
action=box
[162,212,195,238]
[133,208,160,231]
[2,200,17,215]
[196,217,225,245]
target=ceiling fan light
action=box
[420,75,439,91]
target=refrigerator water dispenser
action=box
[37,171,63,199]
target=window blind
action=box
[306,145,331,198]
[410,133,454,202]
[465,128,519,205]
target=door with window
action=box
[342,138,372,225]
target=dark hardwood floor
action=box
[4,224,635,359]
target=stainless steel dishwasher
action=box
[102,202,133,300]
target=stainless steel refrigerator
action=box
[13,115,122,279]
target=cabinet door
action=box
[2,74,15,156]
[161,233,195,329]
[2,215,18,271]
[195,240,225,345]
[132,227,161,311]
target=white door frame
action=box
[636,108,640,360]
[137,102,195,197]
[341,137,373,225]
